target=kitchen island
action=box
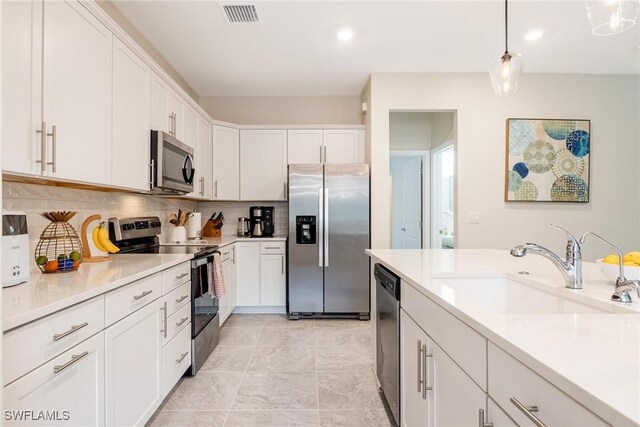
[367,249,640,427]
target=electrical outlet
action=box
[468,211,480,224]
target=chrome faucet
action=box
[510,224,582,289]
[580,232,640,303]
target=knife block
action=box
[202,220,222,237]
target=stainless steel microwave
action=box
[150,130,195,194]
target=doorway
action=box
[432,145,455,249]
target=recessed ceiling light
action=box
[336,28,355,41]
[524,29,544,41]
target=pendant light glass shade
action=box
[586,0,639,35]
[489,52,524,96]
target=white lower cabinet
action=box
[260,254,286,306]
[105,299,162,427]
[162,320,191,396]
[400,310,430,427]
[235,241,287,310]
[235,242,261,306]
[4,332,105,426]
[218,245,236,324]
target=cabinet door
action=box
[4,332,105,426]
[183,106,199,197]
[42,0,112,184]
[212,125,240,200]
[111,37,150,191]
[260,254,286,306]
[196,115,213,198]
[234,242,260,306]
[323,129,361,164]
[240,130,287,201]
[168,91,185,141]
[1,0,42,175]
[105,299,162,427]
[400,310,430,427]
[218,250,232,324]
[431,339,486,427]
[287,130,322,164]
[150,72,170,133]
[230,245,237,312]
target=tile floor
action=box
[148,314,394,427]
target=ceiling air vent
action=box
[220,3,259,24]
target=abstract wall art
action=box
[505,118,590,202]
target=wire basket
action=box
[35,211,83,273]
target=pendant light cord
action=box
[504,0,509,54]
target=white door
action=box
[150,72,170,134]
[168,91,184,141]
[4,332,105,426]
[287,130,322,164]
[431,146,455,249]
[391,156,423,249]
[111,37,150,191]
[212,125,240,200]
[1,0,42,175]
[240,130,287,201]
[400,310,430,427]
[260,254,286,306]
[234,242,260,306]
[197,115,213,199]
[323,129,360,164]
[105,299,162,427]
[42,0,112,184]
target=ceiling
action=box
[112,1,640,97]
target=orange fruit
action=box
[44,260,58,273]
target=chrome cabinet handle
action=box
[322,145,327,163]
[53,322,88,341]
[417,340,423,393]
[318,188,324,268]
[46,125,57,172]
[161,301,168,338]
[324,188,329,267]
[214,180,218,198]
[199,177,205,196]
[169,113,173,135]
[53,351,89,374]
[175,317,189,327]
[422,343,433,399]
[149,159,156,189]
[283,182,287,200]
[133,290,153,300]
[176,351,189,364]
[265,246,280,250]
[175,294,189,304]
[510,397,545,427]
[319,146,323,163]
[281,256,284,275]
[175,272,189,280]
[36,121,47,172]
[478,409,494,427]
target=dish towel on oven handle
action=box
[210,252,226,297]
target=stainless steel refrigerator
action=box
[288,164,370,319]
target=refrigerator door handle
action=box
[318,188,324,267]
[324,188,329,267]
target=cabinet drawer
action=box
[260,241,285,254]
[163,281,191,318]
[163,302,191,346]
[163,322,191,396]
[4,296,105,386]
[488,342,607,427]
[401,281,487,390]
[162,261,191,294]
[4,332,105,426]
[220,245,233,262]
[105,273,161,326]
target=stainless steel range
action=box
[108,216,219,375]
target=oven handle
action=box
[192,251,220,268]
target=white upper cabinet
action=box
[240,130,288,201]
[150,72,170,134]
[183,106,198,149]
[1,0,42,176]
[287,130,322,164]
[212,125,240,200]
[111,37,150,191]
[322,129,363,164]
[168,91,185,141]
[42,0,112,184]
[197,115,213,199]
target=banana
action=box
[96,222,120,254]
[92,226,108,253]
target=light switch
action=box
[468,211,480,224]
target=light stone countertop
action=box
[367,249,640,427]
[3,254,192,331]
[160,235,287,248]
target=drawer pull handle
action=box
[160,301,168,339]
[175,272,189,280]
[53,322,88,341]
[176,351,189,364]
[422,344,433,399]
[175,317,189,327]
[133,290,153,300]
[175,294,189,304]
[53,351,89,374]
[510,397,545,427]
[264,246,281,250]
[478,409,494,427]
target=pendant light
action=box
[586,0,639,36]
[489,0,523,96]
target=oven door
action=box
[151,130,195,194]
[191,255,219,338]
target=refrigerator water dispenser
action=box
[295,216,316,244]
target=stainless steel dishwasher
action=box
[375,263,401,426]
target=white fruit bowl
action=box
[597,259,640,283]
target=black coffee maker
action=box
[249,206,275,237]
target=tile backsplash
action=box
[3,182,288,269]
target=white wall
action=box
[389,112,431,150]
[367,73,640,261]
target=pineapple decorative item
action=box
[34,211,83,273]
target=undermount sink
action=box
[431,277,611,315]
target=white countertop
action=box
[367,249,640,426]
[3,254,192,331]
[160,235,287,248]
